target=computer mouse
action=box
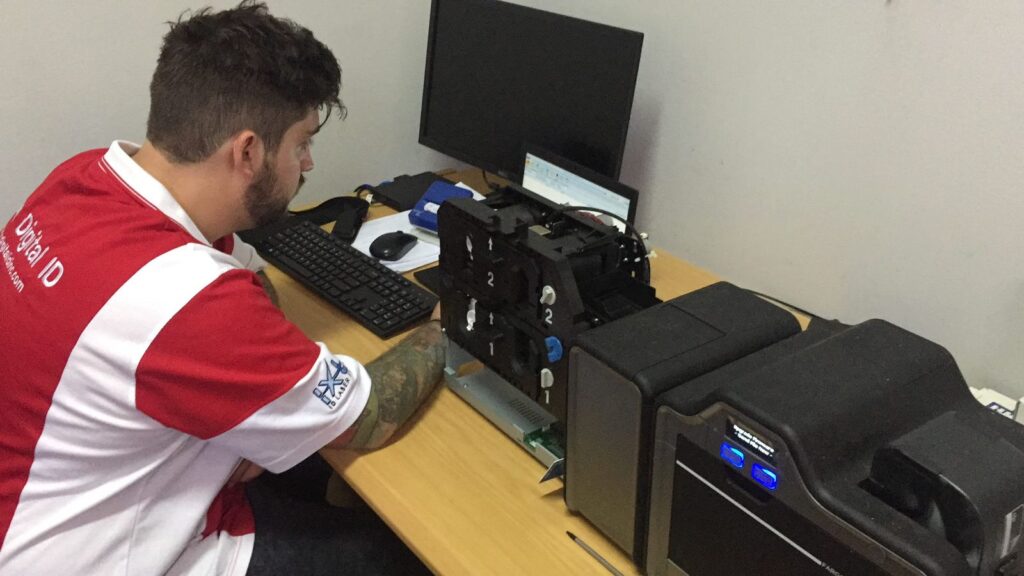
[369,231,418,261]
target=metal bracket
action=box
[444,338,564,478]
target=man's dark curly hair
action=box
[146,1,345,163]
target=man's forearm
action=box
[256,270,279,307]
[342,320,445,450]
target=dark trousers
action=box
[245,455,431,576]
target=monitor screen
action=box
[521,146,637,232]
[419,0,643,181]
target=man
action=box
[0,2,443,574]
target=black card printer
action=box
[566,281,802,564]
[566,281,1024,575]
[643,319,1024,575]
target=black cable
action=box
[542,202,821,320]
[543,205,650,284]
[481,169,497,192]
[352,184,376,199]
[746,290,821,320]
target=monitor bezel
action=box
[521,143,639,225]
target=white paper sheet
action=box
[352,210,440,273]
[353,182,485,273]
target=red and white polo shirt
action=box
[0,141,370,575]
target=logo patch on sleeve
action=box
[314,359,352,408]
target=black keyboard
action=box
[244,219,438,339]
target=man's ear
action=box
[230,130,265,180]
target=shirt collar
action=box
[102,140,212,245]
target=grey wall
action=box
[2,1,1021,398]
[0,1,453,223]
[514,0,1024,399]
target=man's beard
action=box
[244,163,304,228]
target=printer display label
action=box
[987,401,1015,419]
[729,420,776,464]
[1002,504,1024,558]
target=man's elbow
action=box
[324,423,392,451]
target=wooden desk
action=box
[269,202,802,575]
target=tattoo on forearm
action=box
[348,321,445,450]
[257,270,279,307]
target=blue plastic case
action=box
[408,181,474,232]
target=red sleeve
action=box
[135,269,320,439]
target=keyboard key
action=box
[275,255,312,278]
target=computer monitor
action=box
[419,0,643,181]
[521,145,638,232]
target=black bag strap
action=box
[288,196,369,226]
